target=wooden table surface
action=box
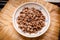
[0,0,60,40]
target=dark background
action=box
[0,0,60,10]
[0,0,60,40]
[0,0,8,10]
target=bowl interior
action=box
[13,2,50,38]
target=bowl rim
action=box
[12,2,50,38]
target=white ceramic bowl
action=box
[13,2,50,38]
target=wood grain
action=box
[0,0,60,40]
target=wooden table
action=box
[0,0,60,40]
